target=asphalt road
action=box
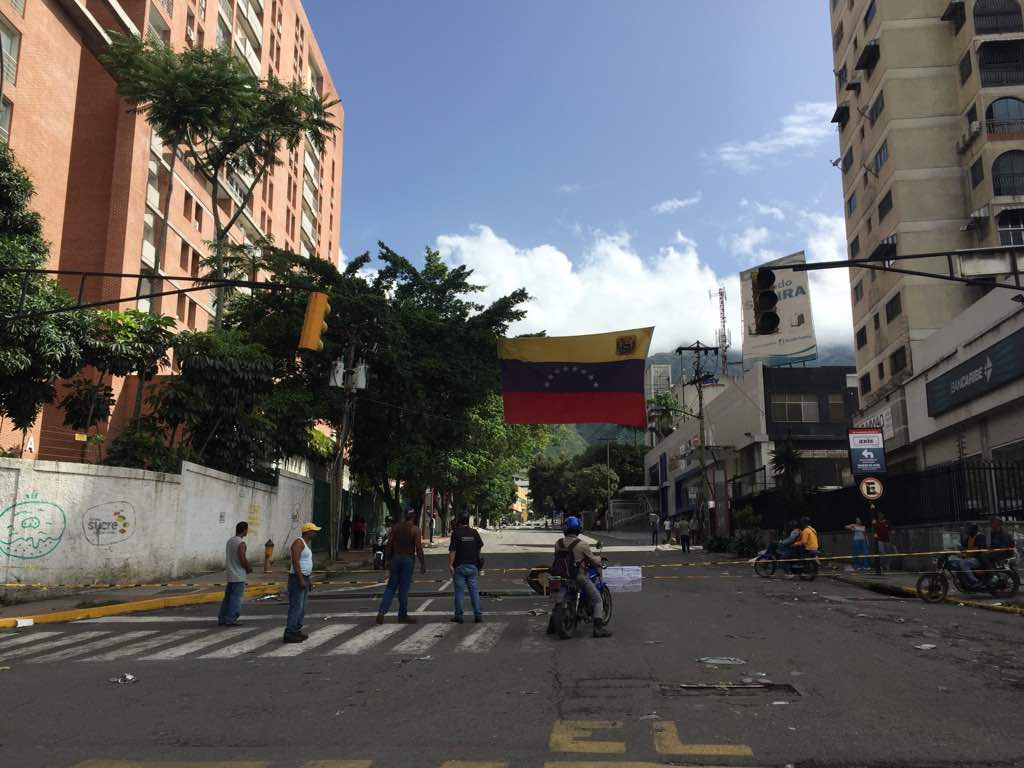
[2,548,1022,768]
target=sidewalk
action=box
[830,569,1024,616]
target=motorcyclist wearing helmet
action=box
[551,516,611,638]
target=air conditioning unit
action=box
[970,121,982,137]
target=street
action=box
[2,543,1022,768]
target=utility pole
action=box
[676,341,720,534]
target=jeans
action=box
[852,539,870,570]
[217,581,245,625]
[876,540,894,572]
[285,573,309,638]
[651,528,658,546]
[379,555,414,616]
[453,563,482,619]
[555,572,604,623]
[681,534,691,553]
[949,556,981,588]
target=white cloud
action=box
[674,231,698,249]
[740,199,786,221]
[729,226,771,258]
[651,194,702,215]
[559,183,583,193]
[796,211,853,350]
[717,102,835,174]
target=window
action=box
[873,313,880,330]
[856,326,868,349]
[860,373,872,395]
[885,292,902,323]
[993,150,1024,195]
[872,141,889,174]
[834,22,845,51]
[0,97,9,143]
[828,394,846,422]
[770,393,820,423]
[847,191,858,214]
[890,347,907,375]
[194,205,203,232]
[8,1,26,16]
[987,97,1024,135]
[853,281,864,303]
[999,210,1024,245]
[850,236,860,259]
[176,293,187,321]
[877,361,885,381]
[878,190,893,221]
[179,241,189,271]
[837,64,848,89]
[974,0,1024,35]
[868,91,885,124]
[137,274,156,314]
[867,213,873,232]
[960,51,973,84]
[842,147,854,174]
[183,192,193,219]
[979,40,1024,87]
[187,299,197,330]
[971,158,985,188]
[864,0,876,28]
[0,17,20,85]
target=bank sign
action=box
[926,326,1024,417]
[848,427,887,476]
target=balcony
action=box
[981,63,1024,86]
[2,48,16,84]
[301,209,317,243]
[236,0,263,46]
[975,0,1024,35]
[979,40,1024,85]
[303,149,319,182]
[234,33,261,76]
[994,172,1024,195]
[987,117,1024,135]
[302,177,318,212]
[158,0,174,19]
[219,0,231,22]
[8,0,25,15]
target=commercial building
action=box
[0,0,344,460]
[645,364,857,536]
[645,363,673,400]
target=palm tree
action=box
[770,436,806,513]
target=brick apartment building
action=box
[0,0,344,461]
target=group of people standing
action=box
[650,512,700,552]
[844,513,893,572]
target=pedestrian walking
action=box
[449,513,484,623]
[283,522,321,643]
[375,508,426,624]
[353,515,367,549]
[649,512,659,547]
[846,517,870,571]
[217,521,253,626]
[689,514,700,547]
[680,515,692,553]
[341,515,352,552]
[663,516,673,545]
[872,512,894,573]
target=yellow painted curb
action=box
[831,575,1024,616]
[0,583,282,629]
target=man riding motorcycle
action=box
[948,524,986,589]
[548,516,611,639]
[793,517,819,557]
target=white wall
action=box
[0,459,312,589]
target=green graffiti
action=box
[0,494,66,560]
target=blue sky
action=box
[304,1,852,353]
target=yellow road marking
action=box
[549,720,625,754]
[439,762,509,767]
[546,763,763,768]
[653,721,753,757]
[72,762,269,767]
[304,762,374,768]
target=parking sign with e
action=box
[859,476,884,501]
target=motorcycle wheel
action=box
[754,556,776,578]
[553,603,576,640]
[916,572,949,603]
[988,569,1021,599]
[797,560,819,582]
[600,586,613,626]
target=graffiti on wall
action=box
[81,501,135,546]
[0,492,67,559]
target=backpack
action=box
[550,538,581,579]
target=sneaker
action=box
[375,613,384,625]
[474,614,483,623]
[451,616,464,624]
[282,634,305,644]
[398,615,417,624]
[592,622,612,639]
[298,631,309,640]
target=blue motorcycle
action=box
[548,560,612,639]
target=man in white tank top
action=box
[283,522,321,643]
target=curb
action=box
[0,584,281,629]
[830,574,1024,616]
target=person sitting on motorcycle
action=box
[948,524,986,589]
[974,517,1014,584]
[793,517,819,557]
[549,516,611,639]
[771,520,801,572]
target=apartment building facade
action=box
[829,0,1024,471]
[0,0,344,461]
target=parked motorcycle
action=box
[915,553,1019,603]
[548,559,612,639]
[753,542,819,581]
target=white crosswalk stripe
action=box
[328,624,405,655]
[262,623,355,657]
[199,628,282,658]
[0,631,109,660]
[390,621,456,654]
[0,631,62,651]
[88,629,204,661]
[29,631,156,664]
[140,628,257,660]
[456,622,507,653]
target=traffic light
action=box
[298,291,331,351]
[751,268,780,335]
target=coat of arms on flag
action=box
[496,327,654,426]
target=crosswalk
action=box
[0,618,561,664]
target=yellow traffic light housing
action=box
[298,291,331,351]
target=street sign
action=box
[858,476,884,501]
[848,427,887,475]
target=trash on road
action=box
[639,713,658,720]
[108,673,138,685]
[527,608,546,616]
[771,701,789,706]
[255,594,279,601]
[914,644,937,651]
[14,618,33,628]
[698,656,747,666]
[0,666,10,672]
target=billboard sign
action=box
[740,251,818,367]
[848,427,887,475]
[926,326,1024,416]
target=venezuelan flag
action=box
[497,327,654,426]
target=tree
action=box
[0,144,90,446]
[542,424,588,460]
[99,35,338,327]
[577,442,646,487]
[771,436,807,516]
[568,464,619,515]
[647,390,687,440]
[528,458,572,521]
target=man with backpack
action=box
[548,516,611,638]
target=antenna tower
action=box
[709,286,730,376]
